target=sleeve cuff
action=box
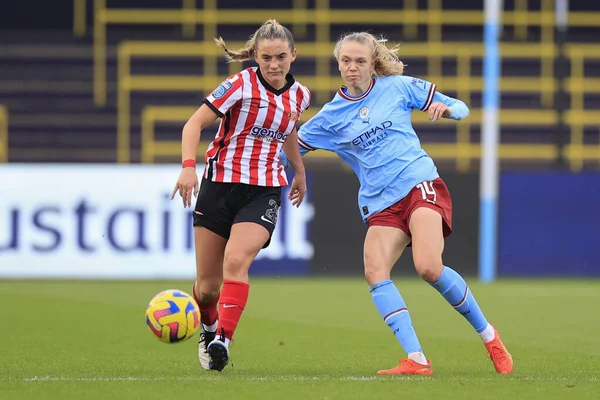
[202,99,224,118]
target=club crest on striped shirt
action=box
[212,81,233,99]
[288,111,299,121]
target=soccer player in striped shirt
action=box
[171,20,311,372]
[283,32,513,375]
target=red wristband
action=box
[182,159,196,168]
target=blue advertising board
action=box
[499,172,600,276]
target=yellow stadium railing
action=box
[570,48,584,171]
[511,0,557,107]
[92,0,600,106]
[141,106,199,163]
[73,0,86,37]
[0,105,8,163]
[514,0,528,40]
[140,104,600,168]
[118,40,600,167]
[455,48,472,172]
[88,1,600,169]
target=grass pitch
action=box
[1,278,598,399]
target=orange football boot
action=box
[485,325,513,374]
[377,358,433,375]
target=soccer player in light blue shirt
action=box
[283,32,513,375]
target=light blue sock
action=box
[430,266,489,333]
[370,280,423,355]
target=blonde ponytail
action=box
[214,19,295,63]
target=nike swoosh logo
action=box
[260,215,274,225]
[222,304,238,308]
[257,104,269,109]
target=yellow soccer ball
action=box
[145,289,200,344]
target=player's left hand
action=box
[288,173,307,207]
[428,102,451,121]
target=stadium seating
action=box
[2,0,600,170]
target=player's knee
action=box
[223,252,251,279]
[197,289,220,303]
[364,254,390,285]
[413,255,443,283]
[195,280,221,301]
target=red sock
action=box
[192,283,220,327]
[217,280,249,340]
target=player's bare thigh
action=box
[194,226,227,301]
[408,207,445,283]
[222,222,270,283]
[363,226,412,285]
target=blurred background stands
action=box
[0,0,599,171]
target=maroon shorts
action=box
[366,177,453,239]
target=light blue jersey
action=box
[292,75,469,221]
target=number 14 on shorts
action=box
[416,181,437,204]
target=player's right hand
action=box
[288,173,307,207]
[428,102,451,121]
[170,167,199,208]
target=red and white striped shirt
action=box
[202,67,311,187]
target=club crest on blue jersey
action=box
[212,80,234,99]
[359,107,370,124]
[359,107,370,119]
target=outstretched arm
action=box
[280,140,311,168]
[280,112,331,168]
[427,91,470,122]
[282,129,306,173]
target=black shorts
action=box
[193,178,282,248]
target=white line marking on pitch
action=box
[1,376,597,383]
